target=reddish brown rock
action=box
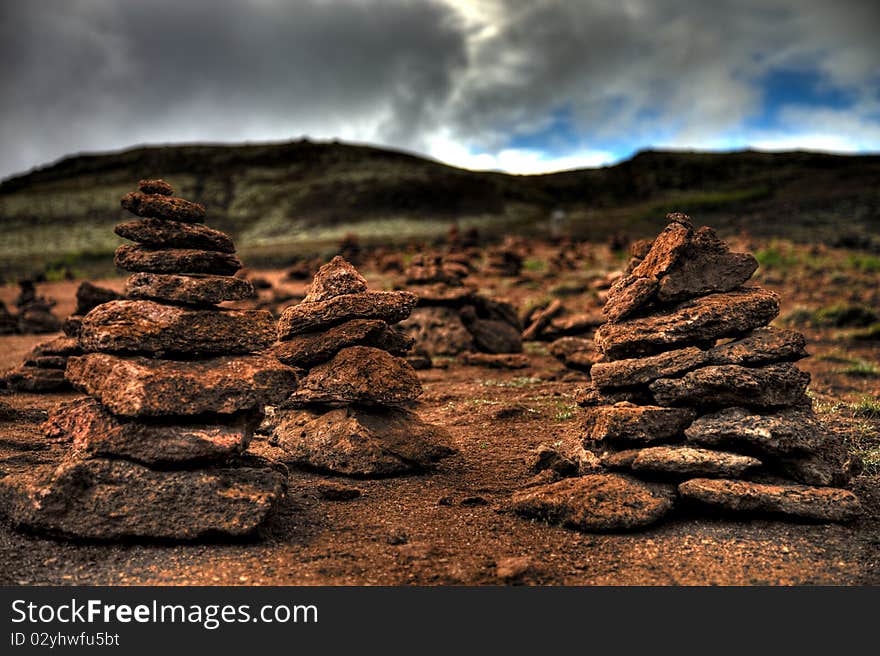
[602,446,761,477]
[603,276,659,323]
[510,474,674,532]
[586,403,696,444]
[399,307,474,356]
[459,352,530,369]
[74,281,123,315]
[630,217,693,279]
[115,244,242,275]
[650,363,810,408]
[277,291,417,338]
[125,272,256,306]
[303,256,367,303]
[287,346,422,405]
[115,218,235,253]
[30,336,81,357]
[595,288,780,358]
[80,300,275,355]
[709,327,807,365]
[120,191,206,222]
[460,305,522,353]
[0,457,285,539]
[5,366,69,392]
[25,355,68,369]
[273,406,454,476]
[270,319,413,368]
[678,478,861,522]
[66,353,297,417]
[138,179,174,195]
[592,346,708,389]
[43,397,252,465]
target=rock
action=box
[25,355,67,369]
[125,272,256,306]
[460,305,523,353]
[74,281,122,315]
[411,284,476,306]
[287,346,422,405]
[138,179,174,195]
[549,337,594,360]
[270,319,413,368]
[274,405,454,476]
[17,305,61,334]
[399,306,474,356]
[595,288,780,358]
[592,347,708,389]
[650,363,810,408]
[472,296,522,331]
[510,474,674,532]
[80,300,275,356]
[0,301,17,334]
[656,226,758,303]
[63,315,83,337]
[115,218,235,252]
[777,434,856,487]
[495,556,537,582]
[66,353,297,417]
[114,244,242,275]
[528,444,579,476]
[30,336,81,356]
[586,403,696,444]
[303,256,367,302]
[574,383,651,407]
[630,219,692,279]
[603,275,659,322]
[603,446,761,477]
[120,191,206,222]
[406,349,433,370]
[684,407,828,456]
[678,478,861,522]
[5,366,69,392]
[0,457,285,539]
[43,397,253,465]
[522,299,563,340]
[312,480,363,501]
[277,291,417,338]
[591,328,807,389]
[458,352,529,369]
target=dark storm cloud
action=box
[0,0,467,177]
[1,0,878,178]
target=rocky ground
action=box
[0,238,878,585]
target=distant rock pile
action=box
[514,214,861,530]
[399,254,523,363]
[484,237,525,277]
[14,280,61,334]
[271,256,455,476]
[5,281,122,394]
[0,180,296,540]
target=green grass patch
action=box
[837,360,880,378]
[783,303,877,328]
[523,257,547,272]
[480,376,542,388]
[844,253,880,273]
[850,395,880,419]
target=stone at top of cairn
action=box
[120,180,206,223]
[138,179,175,196]
[303,255,368,303]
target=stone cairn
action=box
[5,282,122,394]
[14,280,61,334]
[512,214,861,531]
[484,236,525,277]
[0,179,298,540]
[270,256,455,476]
[399,253,523,367]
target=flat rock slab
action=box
[458,352,530,369]
[120,191,206,222]
[66,353,298,417]
[603,276,658,323]
[271,319,413,368]
[75,281,123,315]
[125,272,256,305]
[510,474,674,532]
[5,366,69,392]
[412,284,476,306]
[274,405,455,476]
[115,218,235,253]
[0,457,285,540]
[43,397,252,465]
[595,288,779,358]
[287,346,422,405]
[138,179,174,195]
[586,403,696,444]
[685,406,828,456]
[592,327,807,389]
[460,308,523,354]
[650,363,810,408]
[602,446,761,477]
[678,478,861,522]
[303,256,367,303]
[80,300,275,355]
[31,335,82,357]
[115,244,242,275]
[399,306,474,356]
[278,291,417,338]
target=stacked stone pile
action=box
[0,179,297,539]
[512,214,861,531]
[484,237,525,277]
[5,282,122,394]
[270,256,455,476]
[399,254,522,361]
[14,280,61,334]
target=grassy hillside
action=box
[1,140,879,279]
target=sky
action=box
[1,0,878,179]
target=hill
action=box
[1,140,879,279]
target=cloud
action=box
[0,0,878,178]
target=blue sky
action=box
[1,0,879,178]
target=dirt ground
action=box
[1,243,878,586]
